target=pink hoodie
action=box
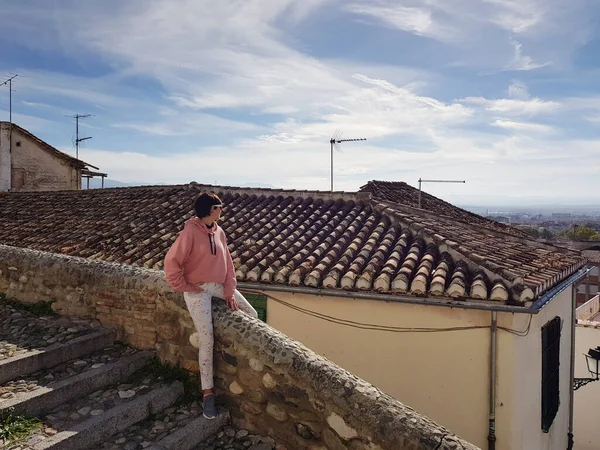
[164,218,236,299]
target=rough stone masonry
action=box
[0,244,479,450]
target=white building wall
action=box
[574,296,600,450]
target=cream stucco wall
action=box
[507,288,573,450]
[256,289,574,450]
[574,323,600,450]
[8,127,80,191]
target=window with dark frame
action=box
[541,316,561,433]
[243,293,267,322]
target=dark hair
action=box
[194,193,222,218]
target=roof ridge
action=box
[372,198,574,249]
[96,182,371,202]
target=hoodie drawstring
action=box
[208,234,216,256]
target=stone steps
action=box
[0,302,228,450]
[0,350,154,417]
[146,413,229,450]
[91,401,229,450]
[0,330,115,385]
[32,383,184,450]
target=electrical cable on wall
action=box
[242,289,533,336]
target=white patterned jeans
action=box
[183,283,258,390]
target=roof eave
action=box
[237,281,538,313]
[240,267,590,314]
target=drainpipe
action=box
[568,281,576,450]
[488,311,497,450]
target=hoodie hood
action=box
[186,218,219,256]
[187,217,219,235]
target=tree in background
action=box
[522,227,554,240]
[559,225,600,241]
[522,227,540,239]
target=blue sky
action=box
[1,0,600,206]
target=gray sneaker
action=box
[202,394,218,420]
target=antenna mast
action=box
[70,114,92,160]
[329,131,366,192]
[1,74,19,153]
[417,178,466,209]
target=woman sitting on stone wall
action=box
[164,192,258,419]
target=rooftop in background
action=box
[0,182,585,307]
[0,122,100,173]
[359,180,530,238]
[583,250,600,264]
[576,294,600,327]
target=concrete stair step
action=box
[0,329,115,385]
[146,412,229,450]
[31,382,184,450]
[0,350,154,417]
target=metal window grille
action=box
[243,293,267,322]
[541,316,561,433]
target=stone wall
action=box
[0,244,479,450]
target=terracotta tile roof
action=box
[0,183,584,305]
[372,199,583,302]
[360,180,528,238]
[583,250,600,264]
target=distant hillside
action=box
[82,180,278,190]
[82,178,130,189]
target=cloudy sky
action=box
[1,0,599,206]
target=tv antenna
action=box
[329,130,366,192]
[418,178,466,209]
[69,114,93,160]
[1,74,18,152]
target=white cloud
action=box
[491,119,555,134]
[586,115,600,124]
[482,0,545,33]
[504,39,551,71]
[1,0,599,205]
[112,111,260,136]
[461,96,560,116]
[507,80,530,100]
[346,4,440,38]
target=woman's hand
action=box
[226,295,239,311]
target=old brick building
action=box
[0,122,105,192]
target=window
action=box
[541,316,561,432]
[244,293,267,322]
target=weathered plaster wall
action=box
[0,244,479,450]
[6,125,80,192]
[0,125,11,191]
